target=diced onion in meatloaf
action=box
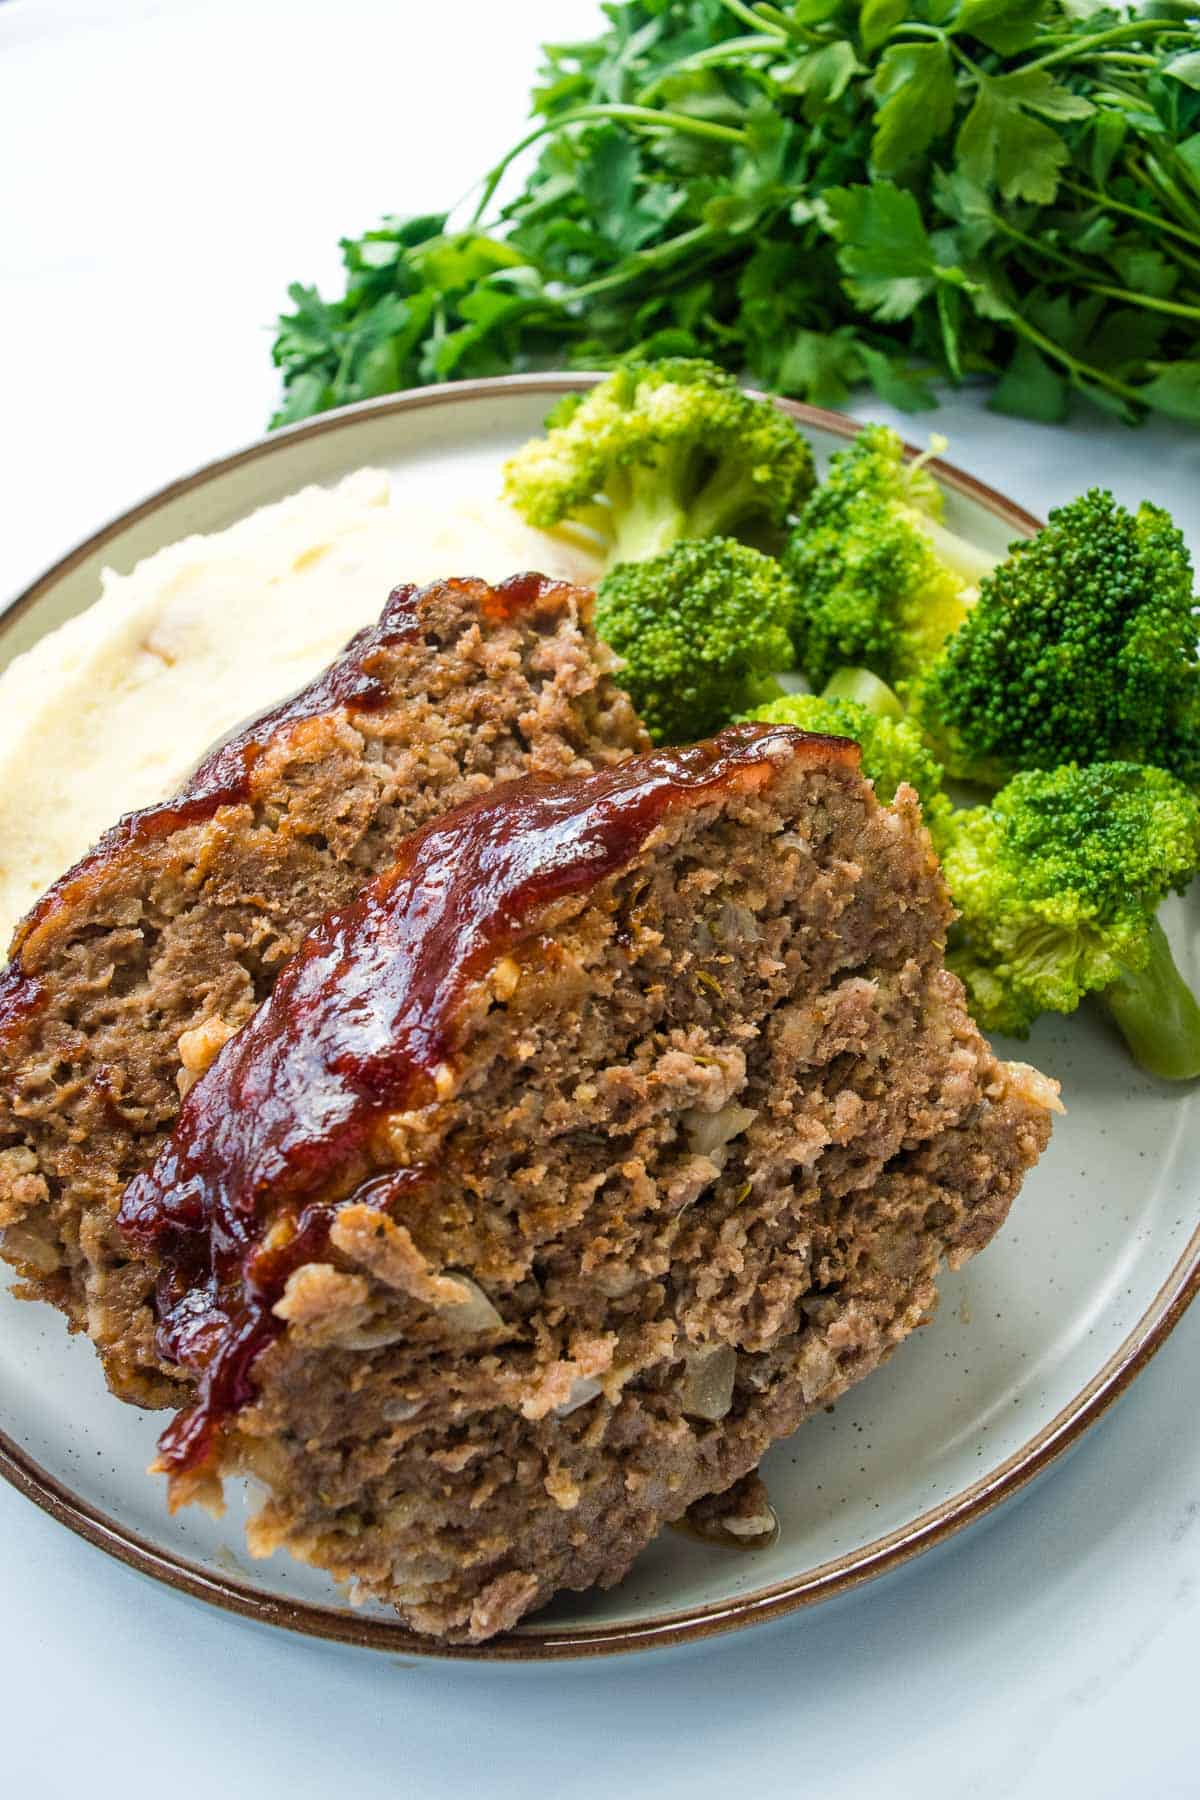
[0,573,646,1404]
[116,722,1057,1643]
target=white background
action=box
[2,4,1199,1795]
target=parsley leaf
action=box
[954,0,1046,55]
[870,42,957,175]
[1163,50,1200,92]
[991,339,1071,421]
[778,42,860,120]
[1140,362,1200,423]
[860,0,909,52]
[958,71,1094,204]
[824,182,940,320]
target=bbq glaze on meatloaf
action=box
[0,574,646,1405]
[119,723,1058,1641]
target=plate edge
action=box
[0,372,1190,1662]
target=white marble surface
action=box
[1,3,1198,1795]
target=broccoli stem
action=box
[1101,918,1200,1081]
[903,508,997,590]
[685,461,766,542]
[606,457,691,565]
[610,493,688,564]
[821,667,904,719]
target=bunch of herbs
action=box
[271,0,1200,427]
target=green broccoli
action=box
[916,490,1200,789]
[746,685,949,818]
[783,425,996,693]
[594,538,795,744]
[819,664,905,721]
[937,761,1200,1079]
[503,359,815,570]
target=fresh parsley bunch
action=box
[271,1,1200,428]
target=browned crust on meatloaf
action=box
[123,725,1058,1640]
[0,573,647,1404]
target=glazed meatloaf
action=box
[0,573,645,1404]
[118,723,1058,1641]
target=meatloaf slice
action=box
[119,723,1058,1641]
[0,573,646,1404]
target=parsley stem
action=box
[1169,146,1200,209]
[998,215,1200,315]
[1088,75,1159,117]
[1020,19,1188,73]
[1006,313,1143,405]
[636,34,781,102]
[948,42,985,80]
[990,217,1096,285]
[470,105,747,228]
[1087,52,1158,68]
[750,2,805,33]
[1060,179,1200,257]
[1082,284,1200,324]
[567,225,719,301]
[1132,153,1200,239]
[717,0,789,39]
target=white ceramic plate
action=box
[1,376,1197,1660]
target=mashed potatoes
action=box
[0,470,602,947]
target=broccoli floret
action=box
[594,538,796,744]
[938,761,1200,1078]
[746,686,949,817]
[783,426,996,693]
[504,359,815,569]
[916,490,1200,788]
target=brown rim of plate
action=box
[0,373,1194,1663]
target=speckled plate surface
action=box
[1,376,1197,1660]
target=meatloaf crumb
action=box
[118,724,1058,1640]
[0,573,646,1403]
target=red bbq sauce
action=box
[6,572,571,964]
[0,961,44,1036]
[120,724,847,1474]
[0,574,572,1045]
